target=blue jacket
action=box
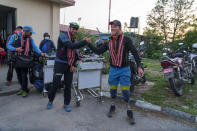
[39,39,56,53]
[7,32,41,55]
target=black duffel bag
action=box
[14,55,34,68]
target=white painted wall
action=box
[0,0,61,46]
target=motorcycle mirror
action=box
[163,48,167,51]
[192,43,197,49]
[139,41,145,46]
[178,43,183,46]
[163,53,167,56]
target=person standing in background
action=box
[6,26,23,86]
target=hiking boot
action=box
[107,104,116,118]
[127,109,135,125]
[21,91,28,97]
[47,101,53,110]
[64,105,72,112]
[17,90,23,96]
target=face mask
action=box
[45,37,50,40]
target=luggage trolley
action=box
[72,56,105,106]
[42,54,105,106]
[42,54,57,97]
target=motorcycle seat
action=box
[169,52,183,58]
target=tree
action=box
[122,22,131,33]
[170,0,194,42]
[146,0,170,44]
[183,30,197,47]
[189,17,197,30]
[76,28,97,45]
[143,29,164,58]
[145,0,194,43]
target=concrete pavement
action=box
[0,66,197,131]
[0,92,197,131]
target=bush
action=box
[184,30,197,47]
[146,43,163,59]
[152,51,162,59]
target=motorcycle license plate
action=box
[162,68,173,74]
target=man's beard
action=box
[112,31,121,36]
[70,32,77,38]
[24,34,30,38]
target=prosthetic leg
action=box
[107,86,135,125]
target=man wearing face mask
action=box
[39,33,56,53]
[86,20,144,125]
[47,22,89,112]
[7,25,45,97]
[31,33,56,92]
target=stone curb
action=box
[0,89,19,96]
[195,116,197,123]
[135,100,161,111]
[102,92,197,123]
[162,107,196,121]
[0,88,19,96]
[0,83,20,96]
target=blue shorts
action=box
[108,66,131,87]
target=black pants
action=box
[15,67,29,92]
[7,64,14,81]
[48,62,73,105]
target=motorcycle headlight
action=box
[163,53,167,56]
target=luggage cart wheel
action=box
[43,89,48,97]
[76,101,80,107]
[98,97,103,103]
[42,92,47,97]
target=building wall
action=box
[0,0,60,46]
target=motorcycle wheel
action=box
[193,67,197,74]
[130,85,135,96]
[168,78,183,96]
[189,76,195,85]
[130,74,135,95]
[141,66,146,84]
[192,59,197,74]
[141,75,146,84]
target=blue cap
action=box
[23,25,36,34]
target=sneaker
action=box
[21,91,28,97]
[47,101,53,110]
[127,109,135,125]
[107,104,116,118]
[6,81,12,86]
[64,105,72,112]
[17,90,23,96]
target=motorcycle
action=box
[188,43,197,73]
[129,41,146,94]
[161,43,195,96]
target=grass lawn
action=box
[139,58,197,115]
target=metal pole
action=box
[108,0,111,32]
[138,17,140,35]
[64,8,66,25]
